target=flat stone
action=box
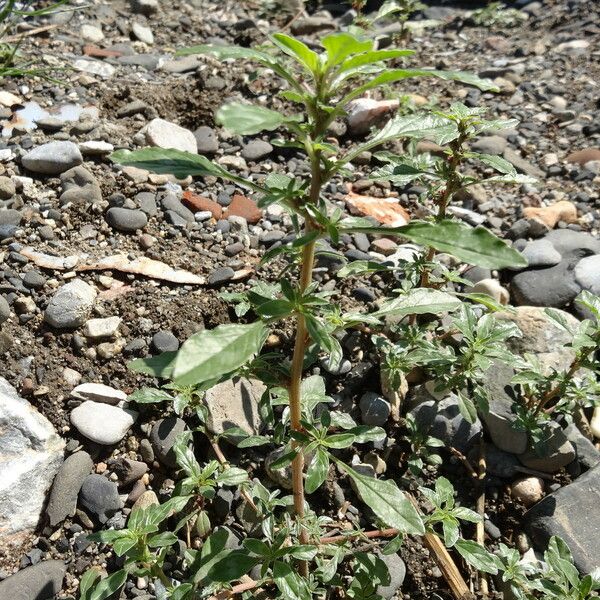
[0,560,66,599]
[526,462,600,573]
[81,23,104,43]
[83,316,121,339]
[0,378,65,541]
[208,266,235,286]
[204,377,266,440]
[574,255,600,294]
[544,229,600,257]
[226,194,261,224]
[73,58,116,77]
[60,165,102,205]
[241,140,273,161]
[71,383,126,405]
[44,279,97,329]
[194,126,219,154]
[291,15,336,35]
[0,175,16,199]
[106,207,148,232]
[503,147,544,178]
[496,306,580,373]
[516,239,562,269]
[46,451,93,526]
[132,490,159,511]
[359,392,391,426]
[146,118,197,153]
[0,208,22,226]
[0,296,10,324]
[79,474,123,523]
[22,141,83,175]
[132,22,154,44]
[182,191,222,219]
[79,140,114,156]
[149,417,186,468]
[566,148,600,165]
[377,552,407,599]
[510,260,581,308]
[471,135,508,155]
[518,422,575,473]
[70,401,137,445]
[480,361,528,454]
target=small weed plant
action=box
[82,30,600,600]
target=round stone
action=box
[70,401,137,445]
[574,255,600,294]
[146,118,197,153]
[511,477,544,507]
[105,207,148,232]
[151,330,180,353]
[22,141,83,175]
[44,279,97,329]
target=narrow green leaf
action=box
[216,102,287,135]
[272,33,320,74]
[173,322,267,386]
[207,550,258,583]
[375,288,462,318]
[89,570,127,600]
[79,570,101,599]
[454,539,502,575]
[148,532,178,548]
[305,448,330,493]
[338,462,424,535]
[457,390,478,424]
[468,152,516,175]
[128,387,173,404]
[217,467,249,486]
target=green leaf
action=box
[321,32,374,67]
[340,49,416,73]
[111,148,264,193]
[337,260,391,277]
[79,569,102,600]
[128,387,173,404]
[273,561,312,600]
[148,532,178,548]
[173,322,267,386]
[207,550,258,583]
[169,584,193,600]
[89,570,127,600]
[338,462,424,535]
[469,152,516,175]
[128,351,177,378]
[305,448,330,494]
[375,288,462,318]
[216,102,288,135]
[457,390,478,424]
[342,219,527,269]
[217,467,249,486]
[255,299,295,319]
[272,33,320,74]
[454,539,502,575]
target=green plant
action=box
[81,29,577,599]
[470,1,527,28]
[0,0,71,80]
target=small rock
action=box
[566,148,600,166]
[503,147,544,178]
[0,295,10,324]
[81,24,104,43]
[146,118,197,153]
[346,97,399,135]
[241,140,273,161]
[132,490,159,511]
[60,165,102,206]
[79,474,123,523]
[44,279,97,329]
[518,423,576,473]
[516,239,562,269]
[377,552,406,599]
[359,392,391,426]
[564,423,600,469]
[151,330,179,353]
[46,451,93,526]
[22,141,83,175]
[182,191,222,219]
[70,401,137,445]
[227,194,262,224]
[79,140,114,156]
[291,15,336,35]
[0,561,66,598]
[523,200,578,229]
[132,0,159,15]
[0,175,16,199]
[149,417,186,468]
[208,266,235,286]
[194,126,219,154]
[471,278,509,304]
[113,458,148,487]
[132,22,154,44]
[574,255,600,295]
[105,207,148,232]
[83,316,121,339]
[71,383,126,405]
[471,135,507,155]
[511,477,544,507]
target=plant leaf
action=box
[454,539,502,575]
[173,322,267,386]
[338,462,424,535]
[89,570,127,600]
[375,288,462,318]
[128,352,177,378]
[216,102,289,135]
[271,33,320,74]
[305,448,330,494]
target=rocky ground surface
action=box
[0,0,599,598]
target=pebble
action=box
[79,474,123,523]
[71,382,126,405]
[132,490,159,511]
[194,126,219,154]
[0,561,66,598]
[471,135,507,155]
[0,295,10,324]
[241,140,273,161]
[227,194,261,223]
[574,255,600,295]
[359,392,391,426]
[149,417,186,467]
[83,316,121,339]
[145,118,197,153]
[70,401,137,445]
[81,24,104,43]
[105,207,148,232]
[44,279,97,329]
[511,477,544,507]
[471,278,509,304]
[132,22,154,44]
[79,140,114,156]
[516,239,562,268]
[22,141,83,175]
[0,175,16,199]
[208,266,235,285]
[46,451,93,526]
[151,330,179,353]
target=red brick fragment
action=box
[83,45,123,59]
[182,190,222,219]
[226,194,262,224]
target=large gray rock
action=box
[495,306,580,373]
[149,417,186,468]
[70,401,137,445]
[544,229,600,257]
[574,255,600,295]
[0,378,64,543]
[526,463,600,573]
[409,394,482,453]
[205,377,266,439]
[79,474,123,523]
[0,560,66,599]
[480,362,528,455]
[564,423,600,470]
[46,451,93,526]
[44,279,97,329]
[22,141,82,174]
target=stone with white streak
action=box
[71,382,127,405]
[0,378,65,543]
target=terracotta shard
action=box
[345,190,410,227]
